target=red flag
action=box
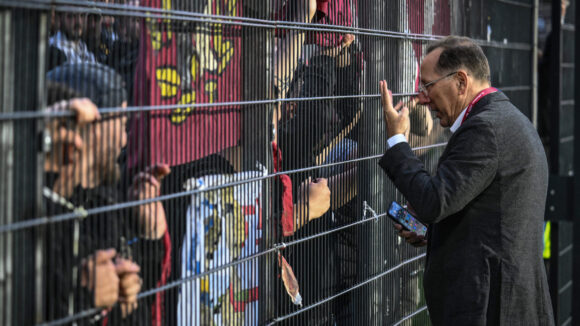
[129,0,243,169]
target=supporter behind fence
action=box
[44,62,170,325]
[379,36,555,325]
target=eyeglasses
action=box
[418,71,457,96]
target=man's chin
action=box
[439,119,450,128]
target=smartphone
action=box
[388,201,428,236]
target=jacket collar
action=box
[465,90,509,119]
[450,107,468,134]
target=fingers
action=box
[121,303,129,319]
[394,226,427,247]
[309,179,330,196]
[379,80,396,114]
[379,81,395,117]
[393,101,410,120]
[130,172,162,201]
[94,249,117,264]
[393,101,404,112]
[118,264,141,318]
[406,234,425,244]
[313,177,328,187]
[132,172,160,189]
[308,0,318,19]
[309,179,330,201]
[402,232,427,247]
[115,258,141,275]
[144,164,171,180]
[400,106,410,119]
[398,229,414,238]
[131,164,171,199]
[119,273,141,299]
[69,98,100,126]
[341,33,355,47]
[92,256,119,308]
[95,283,119,309]
[121,301,139,319]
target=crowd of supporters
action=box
[42,0,436,324]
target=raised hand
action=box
[380,80,410,139]
[129,164,171,239]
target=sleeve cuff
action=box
[387,134,407,150]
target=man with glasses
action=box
[378,36,554,325]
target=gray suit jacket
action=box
[379,92,554,326]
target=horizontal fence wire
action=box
[1,1,534,51]
[0,93,415,120]
[0,142,448,234]
[267,253,427,325]
[0,88,534,121]
[392,306,430,326]
[39,211,394,326]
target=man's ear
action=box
[456,70,468,95]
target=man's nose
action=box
[417,92,430,105]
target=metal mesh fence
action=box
[0,0,535,325]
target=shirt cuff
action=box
[387,134,407,150]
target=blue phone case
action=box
[388,201,428,236]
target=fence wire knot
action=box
[275,242,287,251]
[363,201,379,223]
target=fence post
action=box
[5,8,47,325]
[357,2,396,324]
[241,1,273,324]
[0,9,14,326]
[572,0,580,322]
[545,0,579,324]
[532,0,539,129]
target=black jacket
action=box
[379,92,554,326]
[45,183,165,325]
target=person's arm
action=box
[379,81,498,224]
[273,0,318,98]
[328,166,357,209]
[381,121,497,224]
[316,34,355,62]
[129,164,171,239]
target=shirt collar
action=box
[449,107,468,134]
